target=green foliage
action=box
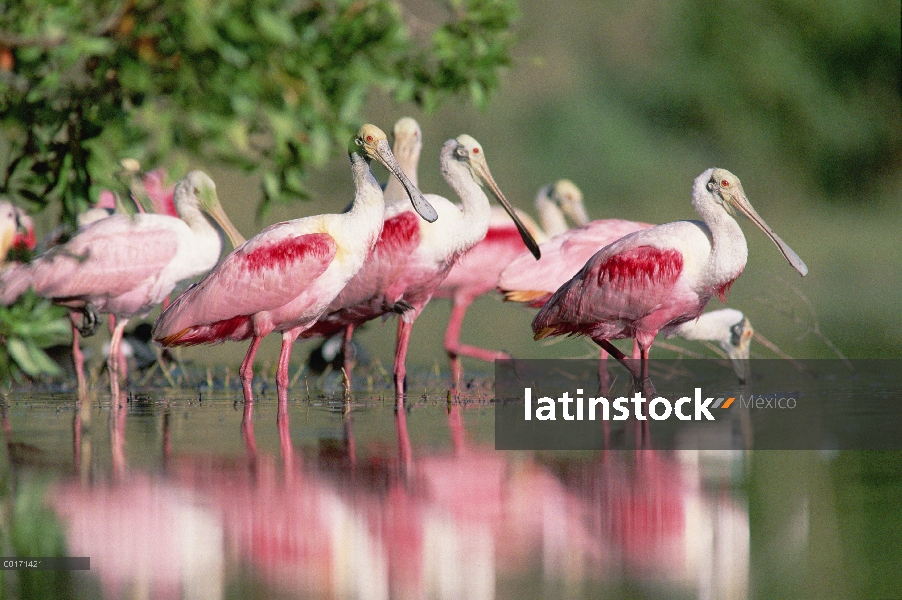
[589,0,900,201]
[0,0,518,223]
[0,291,69,382]
[0,476,72,598]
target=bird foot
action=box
[77,304,101,337]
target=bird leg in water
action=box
[77,303,100,337]
[276,329,304,408]
[239,336,263,403]
[444,295,511,390]
[108,319,128,399]
[69,314,87,397]
[595,339,657,401]
[341,324,355,394]
[394,318,413,406]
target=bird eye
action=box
[365,135,374,143]
[721,179,729,187]
[472,147,480,154]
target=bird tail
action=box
[501,289,550,308]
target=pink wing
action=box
[499,219,653,306]
[533,245,683,340]
[23,216,179,301]
[301,212,421,338]
[436,222,528,299]
[155,228,337,344]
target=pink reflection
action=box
[40,401,748,599]
[48,476,224,600]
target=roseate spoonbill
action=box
[0,171,244,397]
[533,168,807,396]
[302,132,540,402]
[434,180,589,385]
[500,209,762,382]
[152,124,438,406]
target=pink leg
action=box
[394,318,413,406]
[276,330,301,409]
[342,324,355,391]
[108,314,129,384]
[239,336,263,403]
[70,315,87,396]
[445,295,510,388]
[108,318,128,399]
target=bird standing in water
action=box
[153,124,438,406]
[303,130,540,403]
[533,168,807,396]
[434,180,588,386]
[0,171,245,397]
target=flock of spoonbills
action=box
[0,119,807,405]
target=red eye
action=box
[721,179,729,187]
[473,147,480,154]
[365,135,374,143]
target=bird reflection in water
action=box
[32,400,750,599]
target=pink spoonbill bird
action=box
[434,179,589,385]
[302,130,540,403]
[532,168,807,396]
[0,171,245,397]
[152,124,438,406]
[500,202,763,382]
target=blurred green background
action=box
[21,0,902,373]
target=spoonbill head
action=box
[535,179,591,237]
[703,169,807,277]
[671,308,754,383]
[383,117,422,203]
[356,124,437,223]
[178,171,247,247]
[449,134,541,259]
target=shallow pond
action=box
[0,366,899,599]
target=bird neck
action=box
[176,199,219,239]
[535,187,568,237]
[439,143,491,228]
[692,183,748,286]
[346,152,386,223]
